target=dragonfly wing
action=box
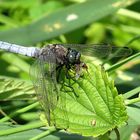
[30,50,58,126]
[61,44,132,57]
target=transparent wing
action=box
[60,44,132,57]
[30,51,58,126]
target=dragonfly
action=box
[0,41,132,127]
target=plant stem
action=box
[0,121,44,136]
[0,102,39,123]
[106,52,140,72]
[125,97,140,105]
[123,86,140,99]
[30,127,57,140]
[114,128,120,140]
[118,9,140,21]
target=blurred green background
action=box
[0,0,140,140]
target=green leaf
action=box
[0,0,38,9]
[29,1,64,21]
[84,23,106,43]
[42,63,128,137]
[127,103,140,126]
[0,0,137,45]
[0,76,34,100]
[1,53,30,74]
[0,123,93,140]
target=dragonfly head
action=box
[66,48,81,64]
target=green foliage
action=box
[52,63,128,137]
[0,76,34,100]
[0,0,136,45]
[0,0,140,140]
[0,123,92,140]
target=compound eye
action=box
[68,50,76,63]
[67,48,81,64]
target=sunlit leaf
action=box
[41,63,128,137]
[0,76,34,100]
[0,0,137,45]
[0,123,92,140]
[1,53,30,74]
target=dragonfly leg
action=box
[60,74,79,97]
[56,65,79,97]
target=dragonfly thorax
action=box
[39,45,81,66]
[39,44,67,65]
